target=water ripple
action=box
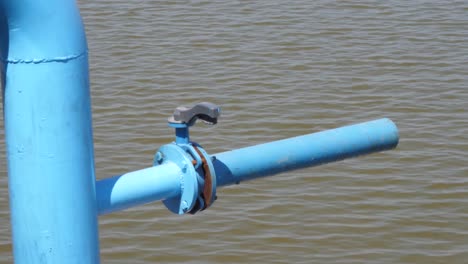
[0,0,467,263]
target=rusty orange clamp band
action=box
[193,145,213,210]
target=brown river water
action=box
[1,1,467,263]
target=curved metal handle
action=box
[168,102,221,126]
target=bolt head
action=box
[181,161,188,172]
[155,152,163,164]
[181,200,188,213]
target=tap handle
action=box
[168,102,221,127]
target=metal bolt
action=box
[181,162,188,173]
[181,200,188,213]
[155,152,163,164]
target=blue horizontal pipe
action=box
[95,118,398,216]
[213,118,399,187]
[96,163,182,215]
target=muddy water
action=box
[1,1,467,263]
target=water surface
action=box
[1,1,467,263]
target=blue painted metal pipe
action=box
[96,163,182,215]
[1,0,100,263]
[214,118,399,187]
[94,118,398,215]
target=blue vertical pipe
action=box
[214,118,399,187]
[175,127,190,144]
[0,0,100,263]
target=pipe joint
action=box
[155,102,221,214]
[155,142,217,215]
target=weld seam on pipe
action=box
[2,51,88,64]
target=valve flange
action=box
[154,102,220,214]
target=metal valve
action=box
[168,102,221,144]
[156,102,220,215]
[168,102,220,127]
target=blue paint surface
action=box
[95,118,398,216]
[96,164,182,215]
[1,0,100,263]
[213,118,399,186]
